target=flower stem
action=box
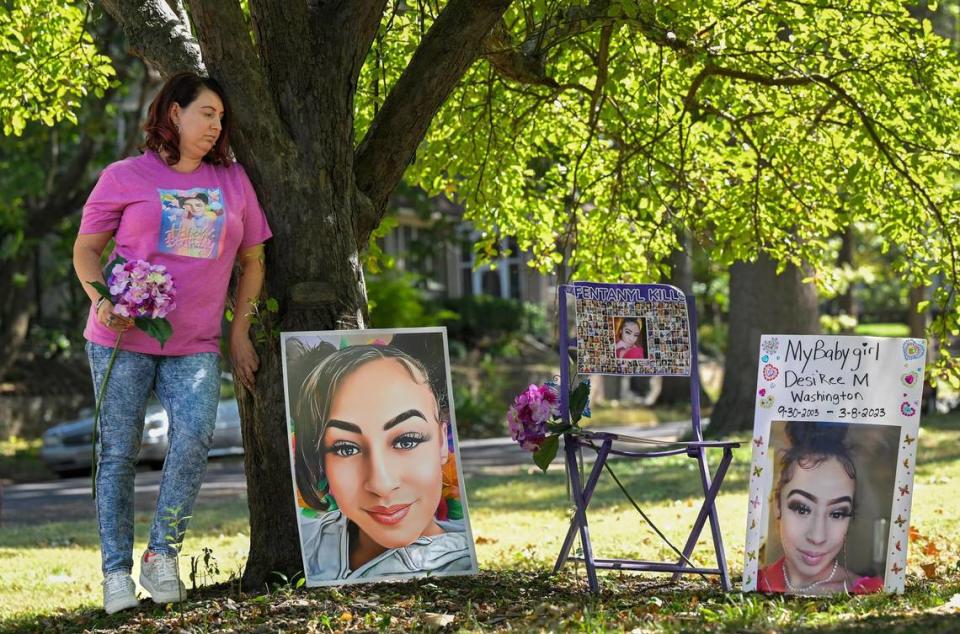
[91,332,123,500]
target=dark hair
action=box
[616,318,641,340]
[293,344,444,511]
[775,421,857,513]
[141,72,233,166]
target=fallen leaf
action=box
[909,526,923,542]
[921,563,938,579]
[923,541,941,556]
[475,536,498,545]
[339,611,353,623]
[423,612,455,628]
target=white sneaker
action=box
[103,571,138,614]
[139,550,186,604]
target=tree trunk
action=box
[708,254,820,436]
[237,160,369,588]
[657,232,714,405]
[0,253,35,380]
[837,226,857,323]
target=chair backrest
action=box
[558,282,704,439]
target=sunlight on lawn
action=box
[0,414,957,626]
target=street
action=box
[0,422,690,525]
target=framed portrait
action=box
[567,282,691,376]
[280,327,479,586]
[743,335,927,595]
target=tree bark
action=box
[657,231,714,405]
[708,254,820,436]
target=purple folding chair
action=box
[553,282,739,591]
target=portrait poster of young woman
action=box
[280,328,478,586]
[758,421,900,595]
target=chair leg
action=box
[553,437,612,592]
[670,448,734,588]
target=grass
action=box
[1,413,959,632]
[854,323,911,338]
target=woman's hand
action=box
[230,329,259,391]
[96,299,133,334]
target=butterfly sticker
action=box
[744,576,752,586]
[904,458,911,470]
[895,514,907,528]
[753,436,764,448]
[750,519,757,530]
[891,562,903,575]
[753,465,763,477]
[895,540,902,552]
[899,484,910,496]
[904,434,916,446]
[747,550,756,561]
[750,496,761,509]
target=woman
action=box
[293,343,472,583]
[758,422,883,595]
[73,72,271,614]
[614,317,645,359]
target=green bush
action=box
[441,295,548,348]
[366,271,457,328]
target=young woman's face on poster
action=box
[620,320,640,347]
[323,357,449,549]
[778,456,855,583]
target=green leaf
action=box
[569,381,590,425]
[533,435,560,472]
[265,297,279,312]
[88,280,111,300]
[134,317,173,348]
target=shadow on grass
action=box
[4,570,958,634]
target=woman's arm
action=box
[230,244,266,390]
[73,232,132,333]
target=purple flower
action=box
[507,384,561,452]
[106,258,176,320]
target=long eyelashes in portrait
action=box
[786,500,854,520]
[322,431,432,457]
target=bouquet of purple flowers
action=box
[87,255,176,497]
[507,379,590,471]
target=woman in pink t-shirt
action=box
[73,72,272,614]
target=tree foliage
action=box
[353,0,960,382]
[0,1,114,135]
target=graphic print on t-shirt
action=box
[157,187,227,259]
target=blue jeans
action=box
[86,342,220,575]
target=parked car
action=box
[40,399,243,477]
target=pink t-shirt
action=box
[80,151,272,355]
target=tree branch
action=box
[353,0,512,244]
[101,0,203,75]
[309,1,389,90]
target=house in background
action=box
[377,191,555,306]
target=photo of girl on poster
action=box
[613,316,646,359]
[283,330,476,585]
[758,420,897,595]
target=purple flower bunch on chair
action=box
[507,384,560,451]
[507,379,590,471]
